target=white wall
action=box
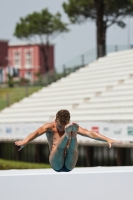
[0,122,133,146]
[0,167,133,200]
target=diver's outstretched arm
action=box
[15,123,51,151]
[77,125,122,148]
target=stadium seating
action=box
[0,49,133,123]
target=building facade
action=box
[0,40,8,83]
[0,40,54,83]
[8,42,54,82]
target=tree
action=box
[63,0,133,58]
[7,74,14,87]
[14,9,69,72]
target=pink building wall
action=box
[8,43,55,82]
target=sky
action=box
[0,0,133,72]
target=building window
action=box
[14,53,20,69]
[7,67,19,77]
[25,52,32,69]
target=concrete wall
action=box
[0,167,133,200]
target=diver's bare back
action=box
[46,121,65,152]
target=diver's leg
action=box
[49,124,72,171]
[64,123,79,170]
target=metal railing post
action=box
[6,93,10,107]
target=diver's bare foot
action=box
[65,124,72,139]
[71,122,79,138]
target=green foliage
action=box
[14,8,69,72]
[19,77,30,86]
[63,0,133,28]
[63,0,133,57]
[34,72,44,85]
[7,74,14,88]
[6,75,30,87]
[63,0,95,23]
[14,8,69,42]
[34,71,67,86]
[0,159,50,170]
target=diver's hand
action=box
[107,139,122,148]
[15,140,27,151]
